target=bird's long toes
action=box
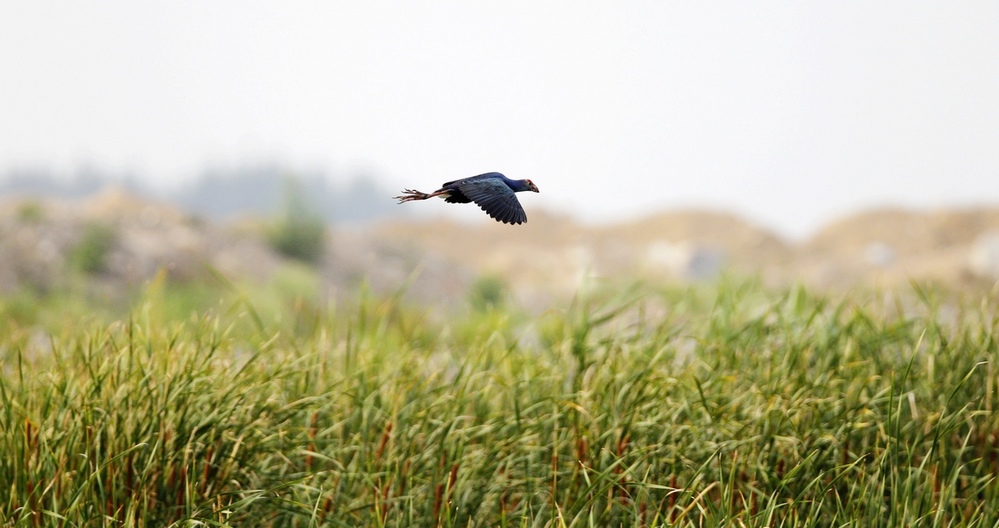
[394,189,429,203]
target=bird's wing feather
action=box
[456,178,527,225]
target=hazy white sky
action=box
[2,2,998,237]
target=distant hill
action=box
[0,164,399,224]
[0,166,154,198]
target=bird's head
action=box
[525,179,539,193]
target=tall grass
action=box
[1,279,998,526]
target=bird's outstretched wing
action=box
[456,178,528,225]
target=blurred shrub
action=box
[0,289,41,327]
[16,200,45,223]
[271,262,322,301]
[468,274,507,311]
[267,177,327,265]
[71,222,118,274]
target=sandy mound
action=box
[795,207,999,288]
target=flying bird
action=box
[394,172,540,225]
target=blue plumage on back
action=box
[394,172,540,225]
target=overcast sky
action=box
[2,2,998,237]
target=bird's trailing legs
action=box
[394,188,449,203]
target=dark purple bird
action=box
[394,172,540,225]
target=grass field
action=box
[1,276,998,526]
